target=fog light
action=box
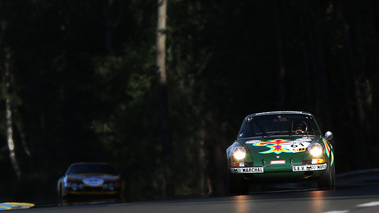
[312,159,325,164]
[232,162,245,167]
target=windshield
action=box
[237,114,321,138]
[67,163,117,175]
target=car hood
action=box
[238,135,322,165]
[66,173,120,181]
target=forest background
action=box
[0,0,378,204]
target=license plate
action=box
[233,167,264,173]
[292,164,327,172]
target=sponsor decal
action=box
[292,164,327,172]
[253,139,310,154]
[323,139,331,157]
[331,151,334,166]
[0,203,34,210]
[245,140,262,144]
[83,177,104,186]
[270,160,286,164]
[253,139,293,154]
[295,137,313,142]
[322,139,334,166]
[282,142,310,153]
[233,167,264,173]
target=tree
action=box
[3,47,21,179]
[156,0,173,198]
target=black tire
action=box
[58,185,70,205]
[57,185,64,206]
[228,172,249,195]
[317,163,336,190]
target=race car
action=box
[57,162,124,201]
[226,111,335,194]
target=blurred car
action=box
[226,111,335,194]
[57,162,124,201]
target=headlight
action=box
[109,183,115,191]
[308,143,323,157]
[103,183,108,190]
[72,183,78,191]
[233,146,246,160]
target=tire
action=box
[58,185,70,205]
[57,185,64,206]
[228,172,249,195]
[317,163,336,190]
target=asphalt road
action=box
[12,183,379,213]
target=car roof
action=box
[69,162,113,167]
[246,111,313,118]
[65,162,117,175]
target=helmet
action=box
[292,121,307,134]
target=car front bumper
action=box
[230,163,328,181]
[230,163,327,174]
[62,187,122,197]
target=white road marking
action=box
[357,201,379,207]
[323,200,379,213]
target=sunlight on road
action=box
[310,190,326,212]
[232,195,250,213]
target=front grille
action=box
[84,187,103,192]
[303,160,312,164]
[244,162,254,167]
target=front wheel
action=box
[57,185,64,206]
[317,163,336,190]
[227,172,249,195]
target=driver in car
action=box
[293,121,307,134]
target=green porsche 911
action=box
[226,111,335,194]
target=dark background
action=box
[0,0,378,203]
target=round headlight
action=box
[72,183,78,191]
[109,183,115,191]
[233,146,246,160]
[103,183,108,190]
[78,183,84,190]
[308,143,323,157]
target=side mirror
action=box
[325,131,333,141]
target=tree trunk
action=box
[304,2,320,116]
[314,1,331,128]
[4,48,22,179]
[300,4,311,110]
[18,125,32,158]
[156,0,173,199]
[368,0,379,71]
[339,0,368,167]
[103,0,115,56]
[197,127,206,196]
[367,0,377,164]
[273,0,285,109]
